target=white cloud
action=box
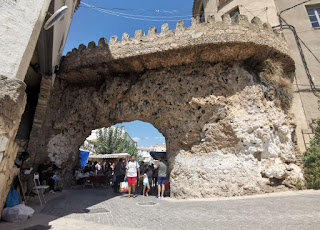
[154,137,165,140]
[132,137,141,142]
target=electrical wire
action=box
[275,14,320,111]
[80,2,273,21]
[80,5,193,18]
[298,37,320,65]
[81,2,192,21]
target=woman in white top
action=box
[125,155,140,198]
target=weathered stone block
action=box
[98,37,108,46]
[109,36,118,45]
[0,75,26,213]
[78,44,86,51]
[0,136,8,152]
[161,23,169,33]
[148,27,157,37]
[87,41,96,49]
[176,20,184,30]
[207,15,215,23]
[122,33,130,42]
[135,30,144,39]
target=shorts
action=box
[143,182,149,186]
[158,177,166,185]
[127,177,137,185]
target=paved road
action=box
[1,189,320,230]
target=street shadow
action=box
[21,225,50,230]
[0,186,134,230]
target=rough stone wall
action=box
[0,76,26,211]
[28,14,304,197]
[27,78,53,163]
[31,61,303,197]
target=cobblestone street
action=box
[1,189,320,230]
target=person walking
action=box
[114,159,125,193]
[141,168,151,196]
[154,158,167,198]
[125,155,140,198]
[147,165,153,189]
[152,164,158,189]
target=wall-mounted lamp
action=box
[44,6,68,30]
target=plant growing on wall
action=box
[303,118,320,189]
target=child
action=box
[141,168,150,196]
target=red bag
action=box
[120,180,128,193]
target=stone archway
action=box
[28,15,304,198]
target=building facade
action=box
[193,0,320,153]
[137,143,166,163]
[0,0,79,212]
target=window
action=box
[306,6,320,28]
[228,7,240,23]
[199,5,205,23]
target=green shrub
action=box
[293,178,304,190]
[303,119,320,189]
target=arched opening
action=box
[69,121,168,196]
[25,6,303,199]
[79,120,166,165]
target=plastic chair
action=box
[33,173,49,205]
[83,177,94,189]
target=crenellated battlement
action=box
[60,14,294,83]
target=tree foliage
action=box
[81,127,140,160]
[303,118,320,189]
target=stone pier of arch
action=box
[27,15,304,198]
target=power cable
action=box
[80,5,193,18]
[298,37,320,65]
[279,0,311,28]
[80,2,274,21]
[81,2,192,20]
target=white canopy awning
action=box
[88,153,130,159]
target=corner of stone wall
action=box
[0,75,26,213]
[27,78,53,166]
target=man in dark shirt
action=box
[114,159,125,193]
[37,157,55,192]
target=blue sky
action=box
[114,121,165,147]
[65,0,194,147]
[64,0,193,54]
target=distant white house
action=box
[137,143,166,163]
